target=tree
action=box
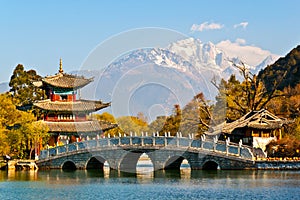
[258,45,300,92]
[137,112,148,124]
[0,126,9,156]
[148,116,167,134]
[92,112,117,123]
[281,84,300,118]
[266,135,300,157]
[22,121,49,159]
[0,93,48,158]
[9,64,45,107]
[292,117,300,140]
[5,109,48,159]
[158,104,182,136]
[91,112,120,137]
[180,93,214,137]
[147,93,213,137]
[213,61,284,121]
[116,115,148,136]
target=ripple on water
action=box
[0,170,299,200]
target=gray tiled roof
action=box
[42,120,117,133]
[43,73,93,89]
[222,109,287,134]
[34,99,110,112]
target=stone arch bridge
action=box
[37,135,255,172]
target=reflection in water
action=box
[0,168,191,182]
[3,170,39,181]
[2,168,300,181]
[0,169,300,200]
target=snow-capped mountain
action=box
[252,55,279,75]
[167,37,278,79]
[168,38,229,70]
[79,47,210,119]
[76,37,278,119]
[105,48,195,73]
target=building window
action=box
[61,95,67,101]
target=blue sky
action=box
[0,0,299,83]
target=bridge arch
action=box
[202,160,220,170]
[119,151,154,173]
[62,160,77,171]
[164,155,191,170]
[86,156,107,170]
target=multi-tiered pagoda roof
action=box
[34,59,117,145]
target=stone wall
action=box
[256,161,300,170]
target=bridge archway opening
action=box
[136,153,154,173]
[165,156,190,170]
[86,156,107,170]
[62,161,77,171]
[202,160,219,170]
[120,151,154,173]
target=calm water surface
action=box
[0,168,299,200]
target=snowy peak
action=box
[108,37,277,82]
[149,48,191,72]
[252,55,279,74]
[108,37,278,83]
[167,37,229,70]
[109,47,193,73]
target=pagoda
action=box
[34,59,117,146]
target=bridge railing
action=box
[39,135,254,160]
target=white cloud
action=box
[216,39,279,66]
[191,22,224,32]
[234,22,249,29]
[235,38,246,45]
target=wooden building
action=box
[33,59,117,146]
[220,109,288,151]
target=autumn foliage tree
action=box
[0,93,48,159]
[214,61,284,121]
[91,112,120,137]
[180,93,214,137]
[116,115,148,136]
[269,83,300,119]
[158,104,182,136]
[148,93,213,137]
[92,112,148,137]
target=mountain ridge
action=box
[258,45,300,92]
[75,38,279,118]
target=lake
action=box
[0,168,299,200]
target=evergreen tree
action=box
[9,64,45,108]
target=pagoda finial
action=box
[59,58,63,73]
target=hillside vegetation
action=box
[258,45,300,92]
